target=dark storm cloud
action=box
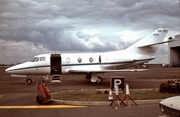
[0,0,179,63]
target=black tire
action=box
[36,95,43,104]
[26,78,32,84]
[96,77,102,84]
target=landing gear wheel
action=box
[96,77,102,84]
[26,78,32,84]
[36,95,43,104]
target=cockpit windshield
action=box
[29,57,46,62]
[29,57,39,62]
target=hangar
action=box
[168,35,180,67]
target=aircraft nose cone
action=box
[5,65,17,73]
[4,62,29,74]
[5,67,11,73]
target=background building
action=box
[168,35,180,67]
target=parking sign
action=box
[110,76,125,91]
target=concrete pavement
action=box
[52,98,162,106]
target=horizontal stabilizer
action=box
[68,69,148,73]
[137,39,177,48]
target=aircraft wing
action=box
[67,69,148,73]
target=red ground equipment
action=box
[36,79,51,104]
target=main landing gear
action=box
[96,76,102,84]
[85,73,102,84]
[25,78,32,84]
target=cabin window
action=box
[40,57,46,61]
[77,57,82,63]
[89,57,93,63]
[66,58,70,63]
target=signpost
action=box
[110,76,126,109]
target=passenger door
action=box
[50,54,62,75]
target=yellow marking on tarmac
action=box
[0,105,86,109]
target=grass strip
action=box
[52,89,180,101]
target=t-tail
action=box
[125,28,168,57]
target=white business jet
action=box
[5,28,172,84]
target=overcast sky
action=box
[0,0,180,64]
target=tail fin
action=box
[126,28,168,56]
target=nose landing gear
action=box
[25,78,32,84]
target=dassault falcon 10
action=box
[5,28,173,84]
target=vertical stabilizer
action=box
[126,28,168,56]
